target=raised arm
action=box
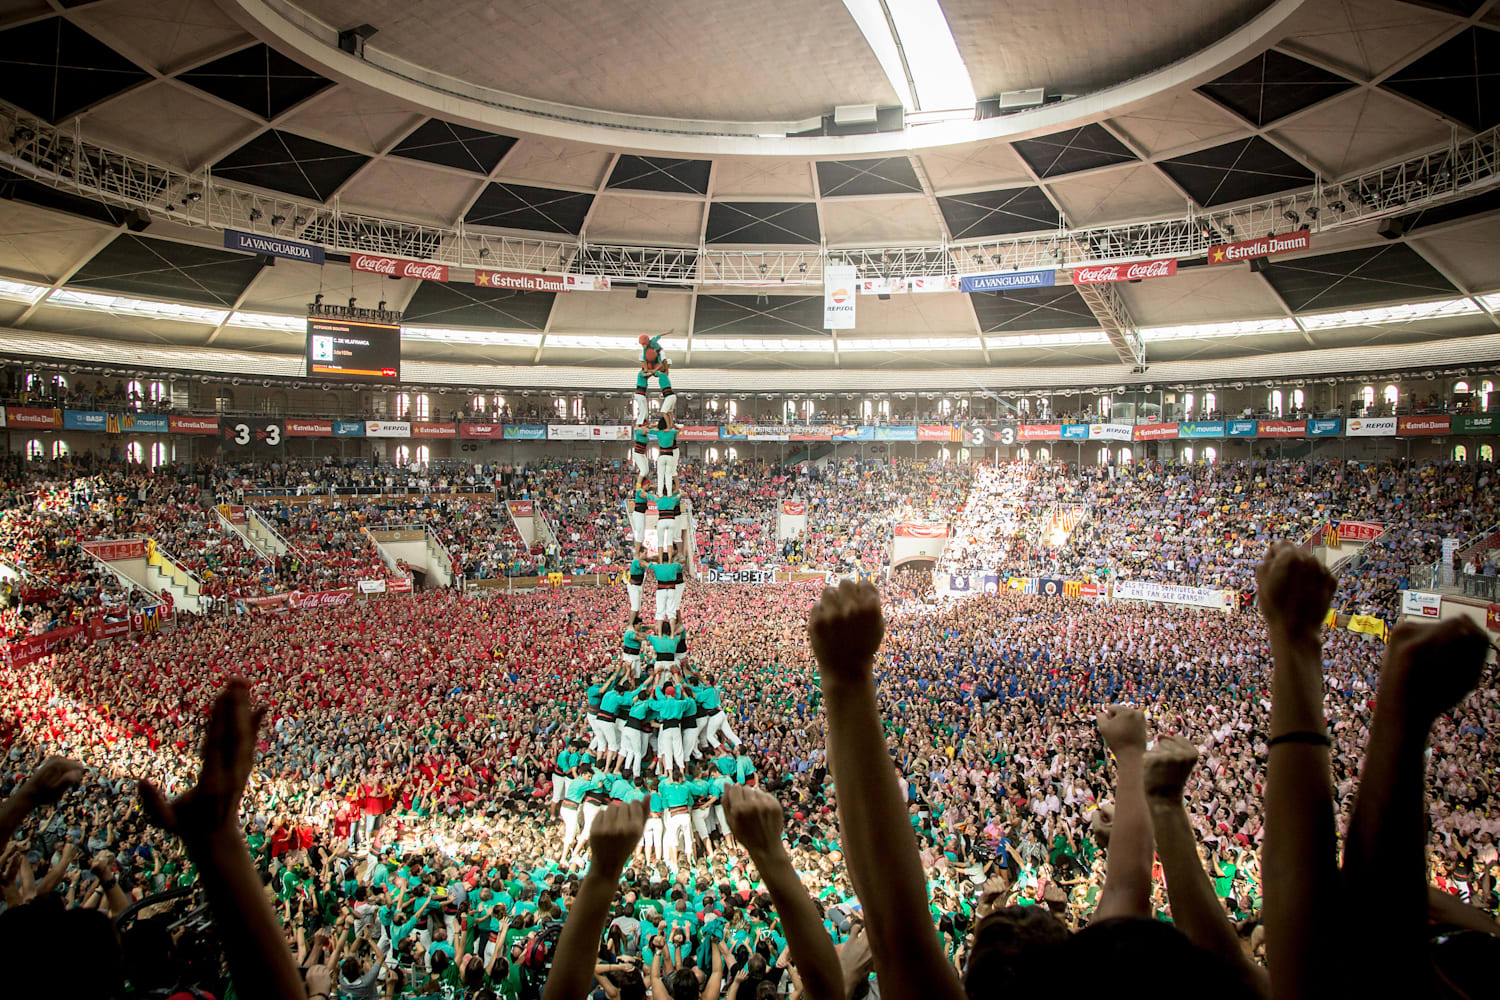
[0,757,83,848]
[1092,705,1152,920]
[807,582,964,1000]
[1256,542,1338,1000]
[544,800,648,1000]
[139,679,305,1000]
[723,784,841,1000]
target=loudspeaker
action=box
[125,208,151,232]
[1377,217,1407,240]
[1249,257,1268,273]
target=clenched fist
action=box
[1255,541,1336,644]
[1143,734,1199,801]
[808,581,885,685]
[1097,705,1147,755]
[723,784,787,859]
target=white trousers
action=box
[669,585,683,620]
[589,716,620,752]
[702,710,739,748]
[551,774,566,802]
[628,580,642,612]
[661,391,677,415]
[560,803,579,845]
[643,816,663,855]
[587,717,607,754]
[664,811,693,859]
[656,453,678,495]
[633,393,648,424]
[620,726,645,776]
[632,451,649,479]
[691,807,711,842]
[657,516,679,553]
[580,801,601,844]
[655,586,673,622]
[659,726,685,774]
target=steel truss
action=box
[1,106,1496,288]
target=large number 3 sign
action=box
[224,421,283,449]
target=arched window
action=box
[1098,446,1110,466]
[1204,446,1218,465]
[51,440,69,460]
[861,399,873,419]
[1269,390,1283,416]
[554,397,567,419]
[394,445,410,465]
[1482,381,1494,413]
[1361,386,1375,410]
[25,439,42,460]
[726,447,738,462]
[1454,445,1468,462]
[1118,447,1132,465]
[940,446,951,463]
[1454,381,1470,394]
[395,393,410,418]
[1481,444,1494,462]
[879,399,890,417]
[1183,393,1195,419]
[1037,447,1050,463]
[726,400,738,419]
[572,398,585,420]
[1384,384,1399,410]
[1019,446,1031,463]
[1019,398,1031,414]
[150,442,167,468]
[1181,446,1194,463]
[1291,388,1304,412]
[1203,392,1216,416]
[126,441,143,464]
[415,394,430,420]
[150,381,167,402]
[473,395,486,412]
[802,399,815,419]
[707,447,719,464]
[416,445,430,466]
[938,398,952,416]
[1099,396,1111,417]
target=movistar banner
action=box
[874,426,918,441]
[1178,421,1225,439]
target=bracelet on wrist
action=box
[1266,730,1331,749]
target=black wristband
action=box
[1267,730,1331,749]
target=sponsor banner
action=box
[909,275,960,293]
[286,418,333,437]
[702,568,774,584]
[82,539,147,561]
[1337,520,1384,543]
[893,523,949,538]
[960,269,1056,293]
[1258,420,1306,438]
[546,424,630,441]
[859,277,907,296]
[8,407,61,429]
[508,501,534,516]
[63,409,107,431]
[388,577,413,594]
[833,426,876,442]
[1060,424,1089,440]
[474,269,568,292]
[562,274,611,291]
[1134,422,1180,441]
[503,424,546,440]
[1455,414,1499,434]
[218,504,246,525]
[1398,415,1450,436]
[3,625,85,667]
[333,420,366,437]
[1020,424,1062,441]
[677,425,721,441]
[1228,420,1258,438]
[590,425,630,441]
[117,413,169,433]
[1346,416,1397,437]
[918,424,962,442]
[0,405,5,427]
[548,424,590,441]
[1038,577,1064,597]
[288,588,356,610]
[1207,228,1311,265]
[1401,590,1442,618]
[365,420,411,438]
[1115,579,1231,609]
[359,579,387,594]
[1072,258,1178,284]
[349,252,448,282]
[459,422,505,439]
[86,615,130,642]
[781,500,808,516]
[224,228,324,265]
[170,415,219,434]
[1487,604,1499,632]
[1308,418,1342,437]
[220,418,285,451]
[1088,423,1133,442]
[412,421,457,438]
[965,424,1018,448]
[874,426,918,442]
[824,264,856,330]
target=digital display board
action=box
[306,317,401,383]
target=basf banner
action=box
[824,264,856,330]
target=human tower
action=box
[551,332,745,866]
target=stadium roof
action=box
[0,0,1497,387]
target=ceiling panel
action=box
[1381,26,1500,132]
[0,201,111,283]
[402,281,555,329]
[213,129,371,202]
[1270,89,1452,178]
[820,196,943,246]
[694,294,826,336]
[1407,224,1500,293]
[177,42,332,120]
[1197,49,1356,127]
[969,285,1098,333]
[1276,0,1454,80]
[1013,123,1139,179]
[584,194,705,245]
[1117,262,1286,324]
[81,81,254,171]
[837,290,975,336]
[546,286,692,333]
[20,301,215,346]
[1157,136,1316,207]
[390,118,518,175]
[1261,242,1456,311]
[0,16,150,123]
[919,141,1033,192]
[67,232,265,307]
[337,160,483,227]
[463,182,595,235]
[277,83,426,155]
[492,136,612,189]
[70,0,253,74]
[1108,91,1249,157]
[607,155,712,195]
[1046,165,1187,228]
[816,158,923,197]
[711,157,816,198]
[705,202,820,244]
[937,187,1059,239]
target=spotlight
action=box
[1305,206,1318,220]
[478,247,490,258]
[186,191,201,203]
[270,214,285,226]
[1330,201,1346,213]
[758,263,768,274]
[313,293,324,305]
[348,297,357,309]
[294,215,307,226]
[636,282,649,300]
[877,292,891,301]
[377,300,386,310]
[798,262,807,273]
[1283,210,1300,225]
[248,208,262,221]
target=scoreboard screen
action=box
[306,317,401,383]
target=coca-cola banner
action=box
[458,422,504,439]
[286,418,334,437]
[1207,229,1311,265]
[82,539,147,561]
[288,588,355,609]
[894,524,950,538]
[3,625,85,666]
[1072,258,1178,284]
[781,500,807,516]
[350,253,449,283]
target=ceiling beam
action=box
[1251,267,1315,344]
[1403,237,1500,330]
[204,259,275,344]
[1072,280,1145,366]
[13,225,121,325]
[576,153,620,244]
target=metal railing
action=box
[2,103,1496,282]
[1459,572,1498,601]
[214,506,274,563]
[144,538,207,594]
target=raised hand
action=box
[1096,705,1147,755]
[139,679,266,850]
[1143,734,1200,802]
[1379,619,1489,726]
[1255,541,1335,643]
[588,799,648,878]
[808,581,885,685]
[18,756,84,807]
[723,784,786,858]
